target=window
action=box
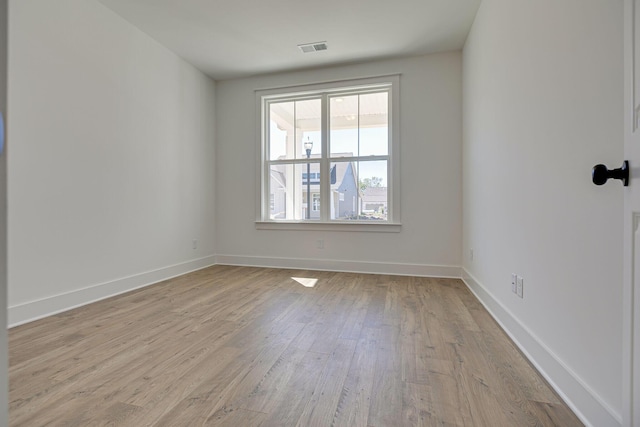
[258,75,400,228]
[302,172,320,182]
[312,193,320,211]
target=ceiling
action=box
[98,0,481,81]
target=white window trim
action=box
[255,74,401,232]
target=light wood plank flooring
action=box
[9,265,582,426]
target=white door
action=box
[624,1,640,426]
[0,0,7,424]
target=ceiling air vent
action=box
[298,41,328,53]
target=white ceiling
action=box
[98,0,481,80]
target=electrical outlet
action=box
[192,239,198,250]
[516,276,524,298]
[316,239,324,249]
[469,248,474,261]
[511,274,517,294]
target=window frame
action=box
[255,75,401,232]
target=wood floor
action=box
[9,265,582,426]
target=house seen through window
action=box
[261,77,398,224]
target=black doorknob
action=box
[592,160,630,186]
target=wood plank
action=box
[367,324,403,426]
[402,381,434,427]
[257,351,329,427]
[295,338,358,426]
[331,327,379,427]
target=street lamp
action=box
[304,138,313,219]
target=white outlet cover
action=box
[516,276,523,298]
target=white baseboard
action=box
[461,268,621,427]
[214,254,462,278]
[8,255,217,328]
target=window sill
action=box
[255,221,401,233]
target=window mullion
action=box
[320,94,330,221]
[263,101,270,221]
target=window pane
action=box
[357,160,388,220]
[359,92,388,156]
[295,99,321,160]
[329,161,359,219]
[329,95,358,158]
[269,101,293,160]
[330,92,388,158]
[269,99,321,160]
[328,160,388,220]
[269,162,320,220]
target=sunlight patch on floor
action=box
[291,277,318,288]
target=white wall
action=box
[215,53,462,275]
[7,0,217,325]
[463,1,623,425]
